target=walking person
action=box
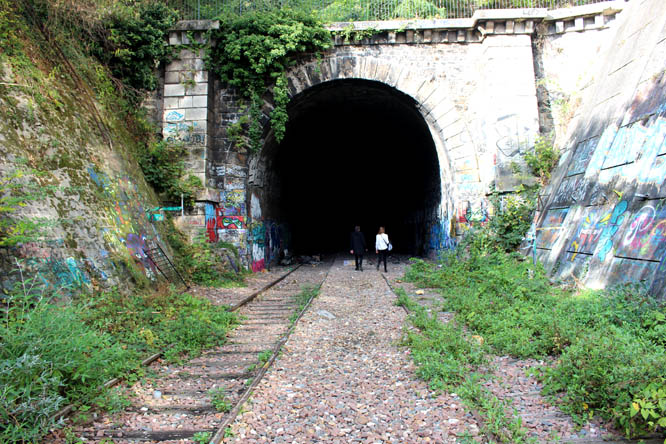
[375,226,390,272]
[350,226,367,271]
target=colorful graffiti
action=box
[536,208,568,249]
[428,219,457,253]
[205,203,246,243]
[221,190,246,216]
[567,201,628,262]
[86,166,162,280]
[615,201,666,260]
[124,233,157,276]
[457,200,490,228]
[594,200,628,262]
[205,203,217,242]
[250,221,266,272]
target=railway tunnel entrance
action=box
[259,79,443,257]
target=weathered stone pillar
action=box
[163,20,220,233]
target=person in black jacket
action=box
[349,226,367,271]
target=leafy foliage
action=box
[77,286,238,362]
[97,2,176,100]
[209,387,232,412]
[486,185,537,252]
[138,140,202,206]
[166,222,247,287]
[206,10,331,151]
[524,135,559,185]
[403,252,666,439]
[1,281,134,443]
[395,288,534,443]
[0,168,50,248]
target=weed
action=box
[258,349,272,364]
[192,431,212,444]
[289,285,319,324]
[224,426,235,438]
[209,387,232,413]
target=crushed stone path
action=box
[224,256,481,443]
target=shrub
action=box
[1,289,135,443]
[138,140,202,207]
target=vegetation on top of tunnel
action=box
[171,0,607,22]
[402,247,666,439]
[205,10,332,152]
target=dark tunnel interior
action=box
[263,79,441,256]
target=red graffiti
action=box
[251,259,265,272]
[206,217,217,242]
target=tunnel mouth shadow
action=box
[257,79,442,257]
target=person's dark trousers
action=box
[355,254,364,271]
[376,250,387,272]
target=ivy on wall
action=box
[205,10,331,152]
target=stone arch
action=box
[248,52,481,256]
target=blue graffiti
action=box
[428,220,456,253]
[596,200,629,262]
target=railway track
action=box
[56,258,333,444]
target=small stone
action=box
[153,390,162,399]
[448,418,459,425]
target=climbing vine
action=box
[205,10,331,152]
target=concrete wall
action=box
[534,0,666,297]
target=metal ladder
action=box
[144,242,189,289]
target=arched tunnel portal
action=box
[257,79,447,257]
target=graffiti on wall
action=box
[221,190,246,216]
[606,257,658,286]
[456,200,490,232]
[567,137,598,177]
[615,201,666,261]
[566,201,628,262]
[250,221,265,272]
[428,218,457,253]
[649,249,666,297]
[86,167,162,280]
[552,175,589,207]
[601,122,646,170]
[536,208,568,249]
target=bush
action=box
[77,287,238,361]
[1,290,135,443]
[138,140,202,207]
[166,222,247,287]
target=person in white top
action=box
[375,226,390,272]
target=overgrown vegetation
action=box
[139,140,203,207]
[394,287,535,443]
[289,284,320,324]
[205,10,331,152]
[166,221,248,287]
[1,267,237,442]
[402,252,666,439]
[524,135,560,185]
[172,0,595,22]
